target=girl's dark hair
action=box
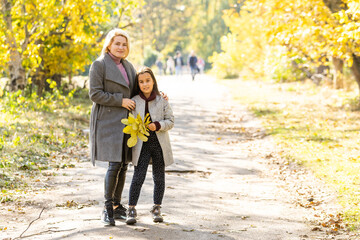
[135,66,161,96]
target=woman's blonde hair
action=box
[101,28,130,58]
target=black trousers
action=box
[104,162,128,207]
[128,132,165,206]
[104,140,129,207]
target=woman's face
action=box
[108,35,128,59]
[138,72,154,97]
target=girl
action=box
[126,67,174,225]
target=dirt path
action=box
[1,75,345,240]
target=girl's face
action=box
[108,35,128,59]
[138,72,154,97]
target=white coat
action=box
[131,95,174,167]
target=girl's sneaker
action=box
[150,205,163,223]
[125,207,137,225]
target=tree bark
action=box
[33,42,46,96]
[322,0,347,12]
[68,71,72,86]
[1,0,26,91]
[350,54,360,103]
[34,67,46,96]
[50,74,62,91]
[332,57,344,89]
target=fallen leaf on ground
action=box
[134,228,147,232]
[311,227,322,231]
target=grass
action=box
[0,85,91,203]
[220,78,360,229]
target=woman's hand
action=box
[122,98,136,111]
[148,123,156,131]
[160,91,169,101]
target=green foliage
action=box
[127,0,238,65]
[0,85,91,198]
[133,0,192,53]
[0,82,76,115]
[187,0,240,63]
[143,46,160,67]
[269,56,309,83]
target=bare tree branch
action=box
[17,207,46,239]
[21,4,29,53]
[119,22,134,29]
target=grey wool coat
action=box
[89,53,137,166]
[131,95,174,167]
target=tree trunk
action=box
[8,51,25,91]
[68,71,72,86]
[332,57,344,89]
[35,68,46,96]
[1,0,26,91]
[350,54,360,103]
[34,44,46,96]
[51,74,62,90]
[322,0,347,12]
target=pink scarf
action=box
[108,52,130,86]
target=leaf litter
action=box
[204,105,359,239]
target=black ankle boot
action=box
[101,205,115,226]
[113,203,127,220]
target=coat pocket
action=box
[97,105,105,120]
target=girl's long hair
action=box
[135,67,161,96]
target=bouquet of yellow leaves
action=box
[121,113,151,147]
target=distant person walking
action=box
[125,67,174,225]
[166,56,175,75]
[188,50,198,81]
[174,51,184,75]
[155,58,164,75]
[197,57,205,74]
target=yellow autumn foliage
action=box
[0,0,142,87]
[211,0,360,83]
[121,113,151,148]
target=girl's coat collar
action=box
[139,91,157,101]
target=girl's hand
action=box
[122,98,136,111]
[160,91,169,101]
[148,123,156,131]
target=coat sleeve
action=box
[158,100,174,132]
[89,60,124,107]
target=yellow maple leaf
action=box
[122,113,151,147]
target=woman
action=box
[174,51,184,75]
[89,28,137,226]
[166,56,175,75]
